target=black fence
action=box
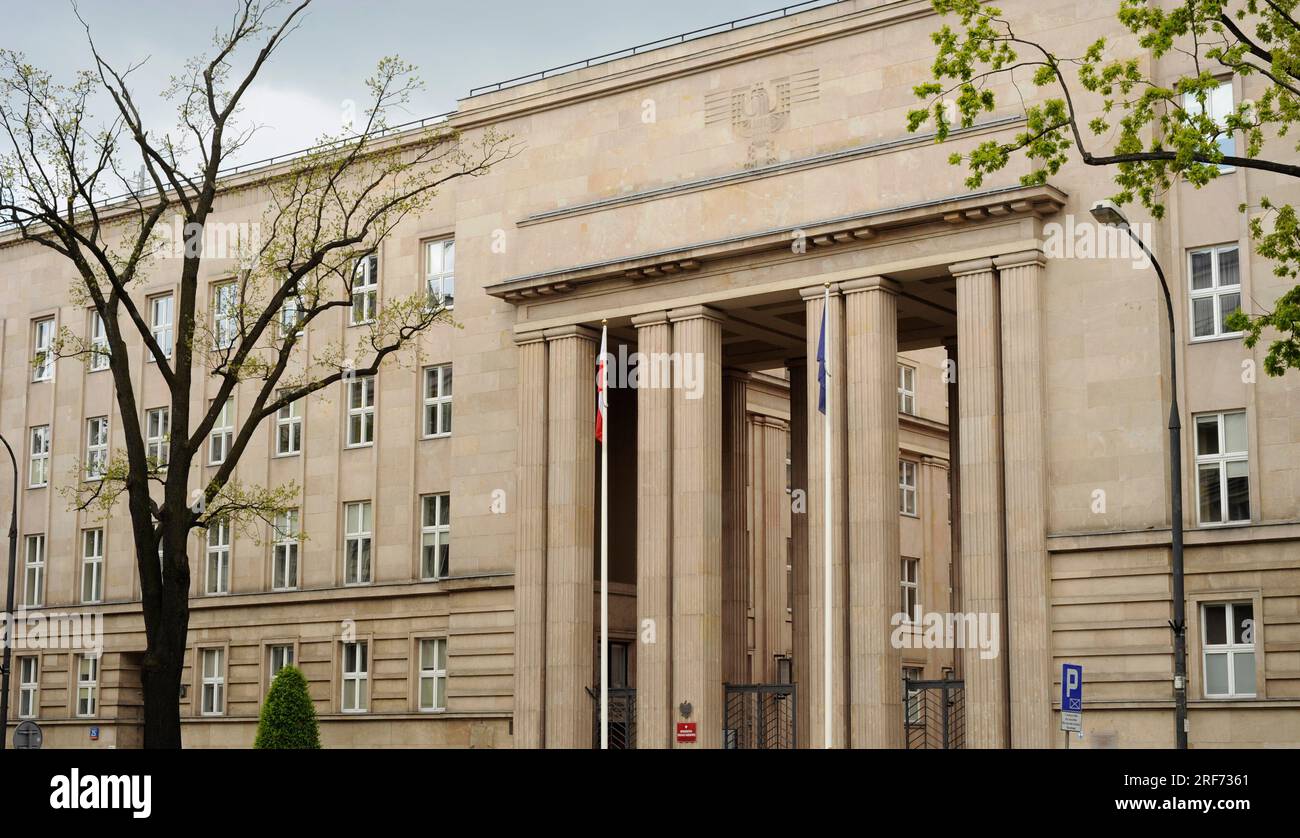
[723,684,797,749]
[587,687,637,749]
[903,678,965,749]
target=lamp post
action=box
[0,433,18,750]
[1089,200,1188,749]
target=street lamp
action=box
[0,434,18,750]
[1089,199,1188,750]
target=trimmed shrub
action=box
[254,665,321,749]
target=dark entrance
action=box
[723,684,797,749]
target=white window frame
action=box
[341,640,368,712]
[76,654,98,717]
[205,518,231,595]
[209,397,234,465]
[146,407,170,467]
[200,647,226,716]
[280,281,305,336]
[23,534,44,608]
[28,425,50,488]
[212,281,239,349]
[272,508,300,591]
[269,644,295,680]
[897,363,916,416]
[422,364,452,438]
[425,239,455,310]
[900,558,919,621]
[904,666,924,725]
[350,255,378,325]
[1188,245,1242,341]
[346,375,375,447]
[85,416,109,480]
[1201,601,1256,698]
[32,317,55,382]
[418,637,447,712]
[344,501,373,585]
[899,460,918,517]
[81,528,104,604]
[1182,80,1236,165]
[89,310,110,372]
[18,656,38,719]
[1194,410,1250,526]
[421,493,450,580]
[274,393,302,456]
[150,294,174,360]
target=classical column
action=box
[951,258,1009,749]
[788,360,810,746]
[722,370,750,686]
[996,250,1053,748]
[800,285,849,748]
[543,325,598,748]
[513,334,548,748]
[842,276,903,748]
[669,306,723,748]
[754,415,790,682]
[633,311,673,748]
[944,339,962,639]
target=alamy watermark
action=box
[891,606,1000,660]
[601,344,706,400]
[0,609,105,655]
[1043,214,1154,269]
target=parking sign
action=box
[1060,663,1082,732]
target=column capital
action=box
[799,282,841,301]
[750,413,789,431]
[949,257,995,278]
[542,323,600,343]
[994,249,1047,271]
[513,329,548,346]
[631,310,671,328]
[840,275,900,296]
[667,304,724,325]
[920,454,950,469]
[723,367,751,382]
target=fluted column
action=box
[544,325,598,748]
[722,370,750,686]
[788,360,810,746]
[951,258,1009,749]
[800,285,849,748]
[996,250,1053,748]
[513,334,548,748]
[669,306,724,748]
[633,311,673,748]
[843,276,903,748]
[756,416,789,682]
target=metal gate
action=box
[587,687,636,749]
[903,678,964,749]
[723,684,797,749]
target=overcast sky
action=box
[0,0,825,168]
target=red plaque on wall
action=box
[675,722,697,743]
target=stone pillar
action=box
[950,258,1009,749]
[513,334,548,748]
[754,415,789,682]
[633,311,673,748]
[944,339,961,638]
[722,370,750,686]
[800,285,849,748]
[842,276,903,748]
[543,325,598,748]
[669,306,723,748]
[996,250,1053,748]
[788,360,810,746]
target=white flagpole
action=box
[822,283,833,750]
[600,321,609,751]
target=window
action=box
[341,641,368,712]
[205,518,230,595]
[89,311,110,371]
[150,294,174,360]
[28,425,50,488]
[346,376,375,447]
[76,655,98,717]
[900,558,918,620]
[1183,80,1236,163]
[18,656,38,718]
[200,648,225,715]
[212,281,238,349]
[421,494,451,580]
[418,638,447,711]
[272,509,300,591]
[280,281,305,335]
[345,501,373,585]
[1202,601,1255,698]
[607,641,629,689]
[425,239,455,309]
[81,528,104,604]
[146,407,170,467]
[32,317,54,382]
[85,416,109,479]
[899,460,918,516]
[898,363,916,415]
[269,644,295,679]
[350,255,378,325]
[422,365,453,437]
[23,535,44,607]
[904,666,924,725]
[275,393,302,456]
[209,397,234,465]
[1189,245,1241,340]
[1195,411,1250,525]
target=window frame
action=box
[900,558,919,621]
[1194,410,1250,527]
[28,425,50,488]
[420,493,451,581]
[212,281,239,349]
[1200,600,1257,699]
[209,397,234,465]
[75,654,99,718]
[271,508,300,592]
[23,534,45,608]
[422,364,453,438]
[346,375,375,448]
[18,655,38,719]
[340,640,369,713]
[85,416,109,480]
[146,406,170,468]
[81,527,104,604]
[425,238,455,310]
[897,363,916,416]
[417,636,448,712]
[274,393,302,457]
[32,317,55,382]
[149,293,174,360]
[199,647,226,716]
[1188,244,1243,342]
[205,517,231,595]
[88,310,111,372]
[344,500,373,586]
[1182,79,1236,167]
[350,255,379,325]
[899,459,918,517]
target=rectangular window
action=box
[76,655,98,717]
[89,311,110,372]
[280,281,305,335]
[346,376,375,447]
[32,317,54,382]
[146,407,170,467]
[1189,245,1242,340]
[345,501,373,585]
[272,509,300,591]
[81,528,104,604]
[205,518,230,595]
[201,648,225,715]
[209,397,234,465]
[904,666,924,725]
[422,365,453,437]
[1183,80,1236,163]
[23,535,44,607]
[275,393,302,456]
[213,282,238,349]
[421,493,451,580]
[899,460,918,516]
[418,637,447,711]
[425,239,455,309]
[85,416,109,479]
[341,641,368,712]
[18,656,38,719]
[351,255,378,325]
[1195,411,1250,525]
[269,644,295,679]
[900,558,918,619]
[1202,601,1255,698]
[150,294,174,360]
[898,363,916,415]
[608,641,629,689]
[28,425,50,488]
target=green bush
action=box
[254,666,321,749]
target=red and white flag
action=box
[595,325,608,443]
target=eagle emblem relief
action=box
[705,69,820,168]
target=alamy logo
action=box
[49,769,151,819]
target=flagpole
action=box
[600,320,609,751]
[822,283,832,749]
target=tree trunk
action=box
[138,516,193,749]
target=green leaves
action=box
[254,666,321,749]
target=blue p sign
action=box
[1062,663,1083,711]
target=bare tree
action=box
[0,0,514,747]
